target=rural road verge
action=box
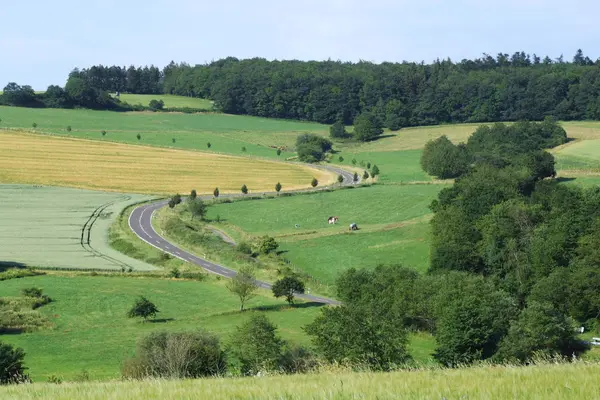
[129,164,358,305]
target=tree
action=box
[259,235,279,254]
[226,266,259,311]
[241,184,248,195]
[190,189,197,200]
[353,172,359,183]
[338,156,344,162]
[337,174,344,184]
[371,165,380,177]
[213,187,220,198]
[122,330,226,379]
[363,170,370,180]
[305,305,411,370]
[329,120,349,139]
[229,315,284,375]
[275,182,282,193]
[495,302,586,363]
[0,341,28,384]
[352,111,384,142]
[241,146,247,152]
[188,198,207,220]
[421,136,469,179]
[127,296,159,322]
[136,133,141,140]
[276,149,281,156]
[296,134,333,163]
[171,194,182,205]
[207,142,211,148]
[311,178,318,187]
[2,82,37,107]
[272,276,305,305]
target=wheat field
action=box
[0,131,335,194]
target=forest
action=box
[2,50,600,127]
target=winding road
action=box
[129,165,357,305]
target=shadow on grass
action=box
[213,302,326,317]
[0,327,26,335]
[149,318,175,323]
[0,261,28,272]
[556,177,577,183]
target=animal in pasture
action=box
[349,223,358,231]
[327,216,339,224]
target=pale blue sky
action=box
[2,0,599,89]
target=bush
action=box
[337,174,344,184]
[122,330,227,379]
[21,287,43,298]
[276,149,281,156]
[148,99,165,111]
[66,125,72,132]
[338,156,344,162]
[275,182,282,193]
[311,178,318,188]
[363,170,370,180]
[190,189,197,200]
[229,315,283,375]
[127,296,159,322]
[168,267,181,278]
[259,235,279,255]
[172,138,176,143]
[329,121,350,139]
[371,165,380,177]
[241,184,248,195]
[0,341,28,384]
[279,344,318,374]
[296,134,333,163]
[353,112,383,142]
[207,142,211,148]
[241,146,247,152]
[101,130,107,136]
[236,241,253,255]
[421,135,470,179]
[213,187,220,198]
[136,133,141,140]
[32,122,37,129]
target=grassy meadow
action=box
[2,362,599,399]
[115,93,213,110]
[0,130,334,194]
[0,185,156,271]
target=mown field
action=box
[2,362,599,400]
[115,94,213,110]
[0,274,435,381]
[0,130,334,194]
[0,185,155,271]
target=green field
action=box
[0,106,327,159]
[0,185,156,270]
[554,138,600,172]
[0,274,434,381]
[116,94,214,110]
[2,361,599,399]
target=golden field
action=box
[0,131,335,194]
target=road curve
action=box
[129,164,359,305]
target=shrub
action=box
[66,125,72,132]
[190,189,197,200]
[351,158,357,165]
[353,112,383,142]
[241,184,248,195]
[353,172,359,183]
[229,315,283,375]
[21,287,43,298]
[148,99,165,111]
[207,142,211,148]
[47,375,62,384]
[329,121,349,139]
[32,122,37,128]
[241,146,247,152]
[275,182,282,193]
[276,149,281,156]
[371,165,380,177]
[337,174,344,184]
[172,138,176,143]
[0,341,28,384]
[363,170,370,180]
[367,162,371,169]
[311,178,318,188]
[213,187,220,198]
[279,345,318,374]
[101,130,107,136]
[122,330,227,379]
[259,236,279,255]
[338,156,344,162]
[169,267,181,278]
[236,241,253,255]
[296,134,333,163]
[188,198,207,221]
[136,133,141,140]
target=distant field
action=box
[116,93,213,110]
[553,138,600,172]
[3,361,599,399]
[0,130,335,194]
[0,105,328,159]
[0,185,156,270]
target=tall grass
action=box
[1,361,598,399]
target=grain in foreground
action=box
[0,131,335,194]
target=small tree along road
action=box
[272,276,305,305]
[226,266,259,312]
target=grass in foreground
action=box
[1,361,599,399]
[0,184,156,271]
[0,131,334,194]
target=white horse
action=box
[327,216,339,224]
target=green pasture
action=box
[554,139,600,171]
[0,106,327,159]
[207,184,446,235]
[0,275,435,381]
[0,185,156,270]
[281,222,431,285]
[116,93,213,109]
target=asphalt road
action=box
[129,165,357,305]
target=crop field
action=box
[0,275,435,381]
[553,138,600,172]
[0,185,156,270]
[116,94,213,110]
[0,130,334,194]
[3,361,599,400]
[0,105,327,159]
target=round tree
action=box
[66,126,72,132]
[311,178,318,188]
[241,146,247,152]
[272,276,305,305]
[136,133,141,140]
[337,174,344,184]
[338,156,344,162]
[207,142,212,148]
[101,130,107,136]
[127,296,159,322]
[241,184,248,195]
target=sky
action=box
[2,0,599,89]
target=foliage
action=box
[226,266,258,311]
[148,99,165,111]
[188,198,207,220]
[127,297,159,321]
[421,136,470,179]
[258,236,279,255]
[213,188,220,198]
[272,276,305,305]
[353,172,359,183]
[362,170,369,180]
[21,287,43,298]
[296,134,333,163]
[275,182,282,193]
[371,165,380,177]
[329,120,350,139]
[0,341,28,384]
[229,315,283,375]
[310,178,318,187]
[189,189,197,200]
[241,184,248,195]
[353,112,384,142]
[122,330,227,379]
[337,174,344,184]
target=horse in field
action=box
[327,216,339,224]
